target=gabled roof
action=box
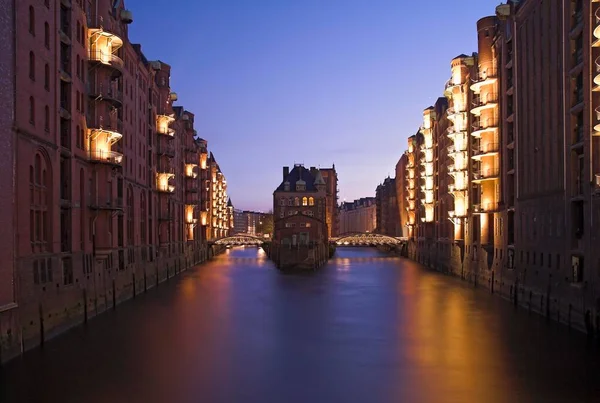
[275,165,318,192]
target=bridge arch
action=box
[210,233,266,246]
[331,233,406,246]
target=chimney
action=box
[310,166,317,176]
[283,166,289,179]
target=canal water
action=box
[2,247,600,403]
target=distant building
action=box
[395,153,409,238]
[339,198,376,235]
[375,177,400,236]
[272,164,330,269]
[233,210,266,236]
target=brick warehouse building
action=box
[397,1,600,331]
[272,165,330,270]
[0,0,233,362]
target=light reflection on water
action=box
[2,247,600,403]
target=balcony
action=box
[186,181,199,193]
[88,126,123,144]
[87,81,123,108]
[185,164,198,178]
[157,143,175,158]
[157,114,176,137]
[448,183,467,193]
[88,50,124,75]
[447,106,467,121]
[470,93,498,116]
[444,78,463,95]
[472,202,499,214]
[88,150,123,166]
[472,167,500,182]
[156,172,175,193]
[594,57,600,90]
[470,68,498,92]
[594,8,600,46]
[472,142,499,160]
[471,118,499,137]
[447,124,467,137]
[89,197,123,211]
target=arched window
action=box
[302,197,308,206]
[44,106,49,131]
[279,197,285,206]
[30,152,50,252]
[44,22,49,48]
[29,97,35,124]
[76,55,80,77]
[44,64,49,90]
[294,197,300,206]
[76,125,81,148]
[309,197,315,206]
[29,6,35,35]
[29,52,35,80]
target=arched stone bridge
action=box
[209,234,267,246]
[330,233,407,247]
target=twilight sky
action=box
[126,0,503,211]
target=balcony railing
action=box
[87,82,123,107]
[472,142,499,156]
[157,143,175,157]
[471,118,499,136]
[595,8,600,42]
[88,150,123,165]
[88,50,124,72]
[472,202,499,213]
[186,182,199,193]
[472,93,498,108]
[89,197,124,210]
[473,167,500,181]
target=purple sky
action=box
[126,0,503,211]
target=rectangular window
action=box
[63,258,74,285]
[33,260,39,284]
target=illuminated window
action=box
[308,197,314,206]
[302,197,308,206]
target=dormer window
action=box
[296,184,305,191]
[284,181,290,191]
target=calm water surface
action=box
[2,247,600,403]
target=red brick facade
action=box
[0,0,232,362]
